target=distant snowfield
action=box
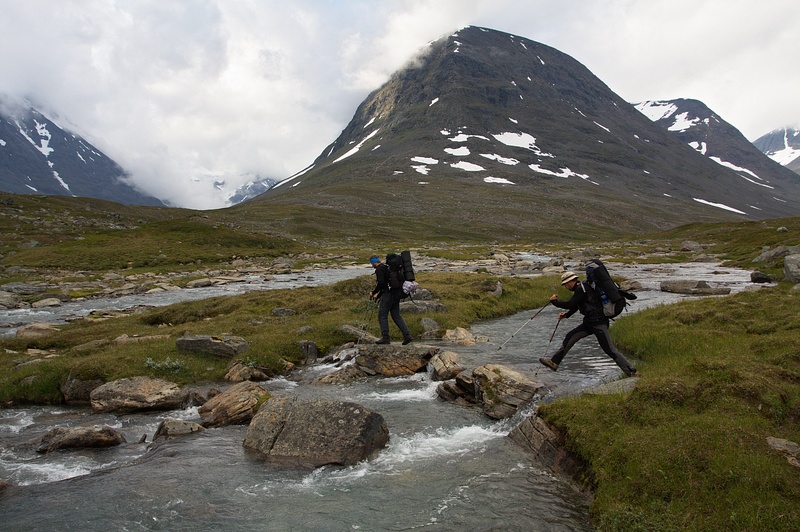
[767,130,800,165]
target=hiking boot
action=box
[402,335,413,345]
[539,358,558,372]
[625,368,637,377]
[376,336,390,345]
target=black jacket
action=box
[371,263,389,298]
[551,281,606,322]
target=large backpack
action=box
[385,251,418,298]
[584,259,636,318]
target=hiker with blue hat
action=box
[369,255,413,345]
[539,270,637,377]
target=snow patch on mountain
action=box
[444,146,469,156]
[484,176,514,185]
[451,161,484,172]
[708,157,773,188]
[634,101,677,122]
[333,129,380,163]
[693,198,747,215]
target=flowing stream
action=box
[0,261,758,530]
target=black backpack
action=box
[385,251,417,298]
[584,259,636,318]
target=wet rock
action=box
[243,396,389,467]
[198,381,270,427]
[175,335,249,359]
[315,344,438,384]
[90,376,187,414]
[429,351,466,381]
[153,419,205,440]
[508,415,586,480]
[472,364,542,419]
[37,426,126,453]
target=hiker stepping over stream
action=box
[539,269,637,377]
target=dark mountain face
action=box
[255,26,800,237]
[753,128,800,175]
[0,101,164,206]
[635,99,800,188]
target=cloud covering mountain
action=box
[1,1,798,209]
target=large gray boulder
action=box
[90,376,186,414]
[198,381,270,427]
[37,426,126,453]
[243,396,389,467]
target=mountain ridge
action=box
[0,98,165,207]
[246,26,800,238]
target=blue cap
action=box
[370,257,380,265]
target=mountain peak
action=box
[256,26,799,235]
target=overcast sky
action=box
[1,0,797,209]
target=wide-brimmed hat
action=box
[560,271,579,285]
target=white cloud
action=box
[1,0,798,208]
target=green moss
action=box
[539,286,800,530]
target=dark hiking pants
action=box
[550,320,635,374]
[378,292,410,338]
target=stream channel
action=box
[0,260,758,530]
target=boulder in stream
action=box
[37,426,126,453]
[198,380,271,427]
[243,396,389,467]
[438,364,542,419]
[90,376,187,414]
[314,344,438,384]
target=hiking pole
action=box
[356,297,378,346]
[541,316,562,359]
[496,302,549,351]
